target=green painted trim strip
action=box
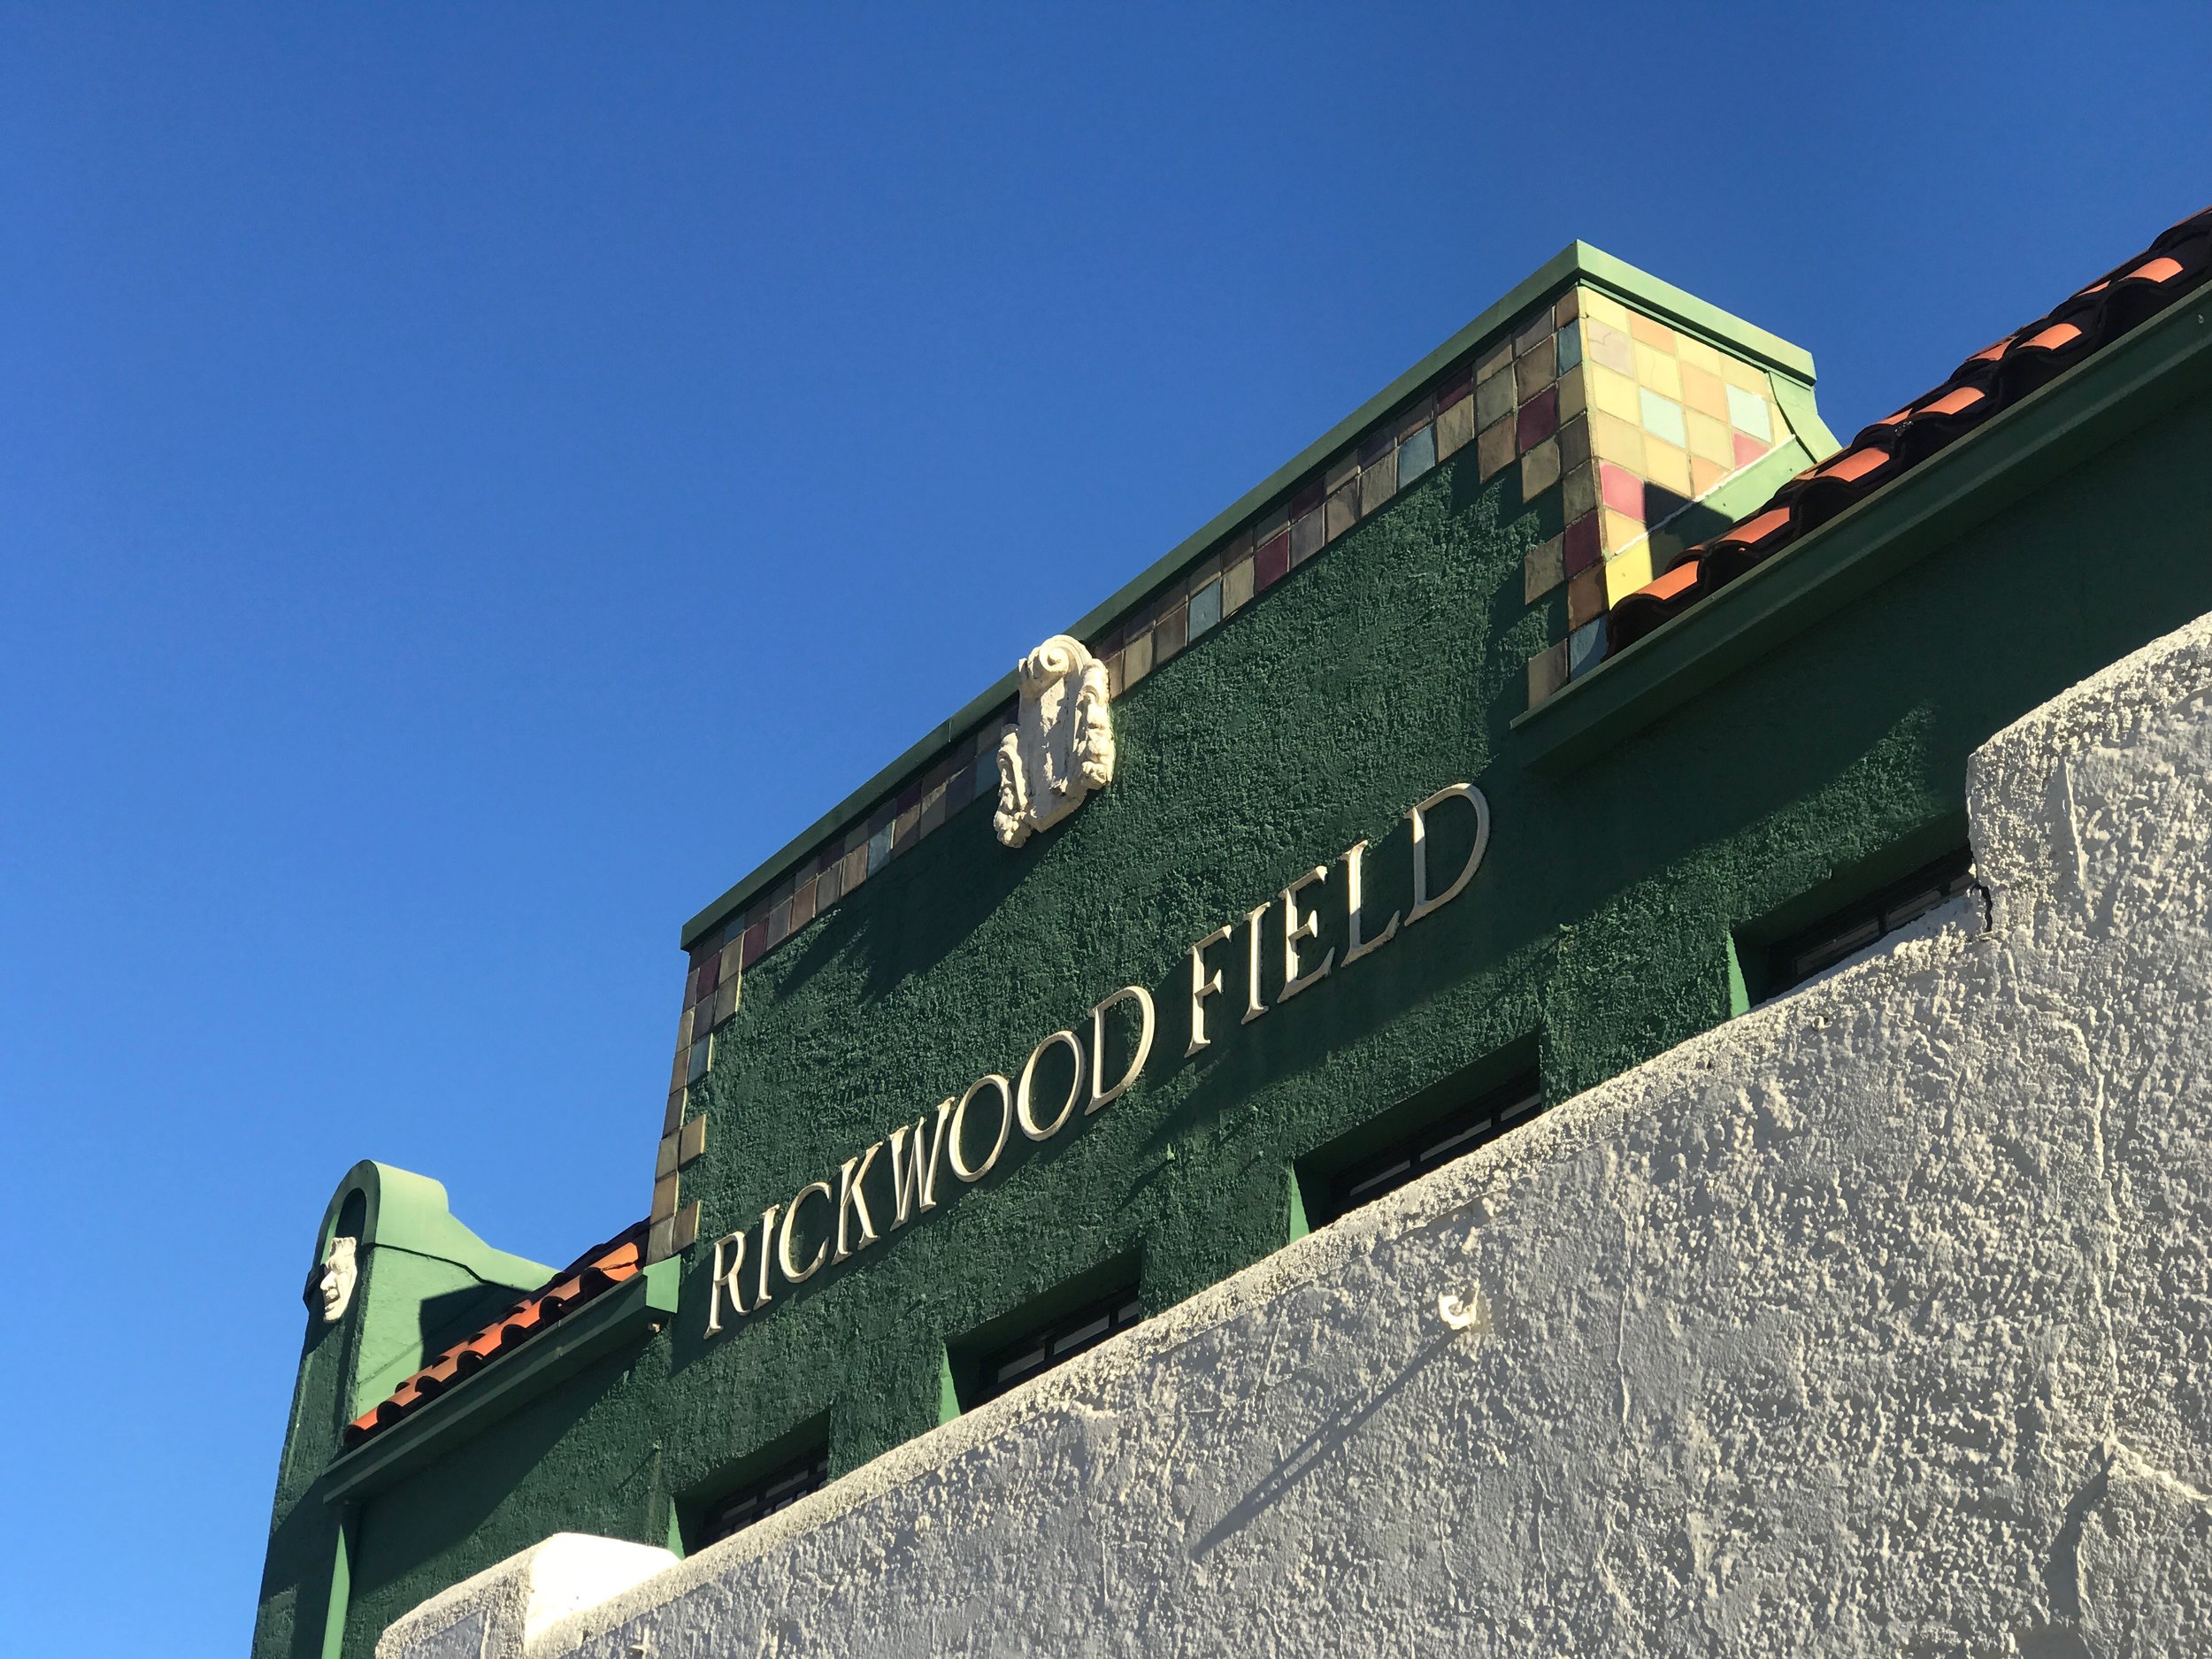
[1770,369,1842,463]
[1511,296,2212,774]
[681,244,1819,948]
[319,1258,680,1506]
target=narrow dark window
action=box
[1759,848,1975,998]
[697,1445,830,1547]
[971,1288,1141,1407]
[1301,1070,1544,1231]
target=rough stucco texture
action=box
[384,608,2212,1656]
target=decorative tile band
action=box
[649,279,1817,1254]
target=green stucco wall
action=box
[257,348,2212,1659]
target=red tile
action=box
[1563,512,1601,575]
[1516,385,1559,449]
[1598,460,1644,518]
[1256,530,1289,590]
[1732,431,1769,469]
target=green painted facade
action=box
[253,252,2212,1659]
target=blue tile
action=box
[1187,579,1223,637]
[1554,322,1582,375]
[686,1036,710,1084]
[1569,617,1609,677]
[867,823,895,874]
[1397,424,1436,484]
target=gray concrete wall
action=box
[385,611,2212,1659]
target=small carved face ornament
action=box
[319,1235,358,1324]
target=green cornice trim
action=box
[681,243,1821,949]
[1511,296,2212,774]
[319,1257,680,1507]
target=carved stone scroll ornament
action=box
[993,634,1116,848]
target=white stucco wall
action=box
[385,612,2212,1659]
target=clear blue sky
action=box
[3,6,2206,1652]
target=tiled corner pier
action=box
[645,249,1828,1257]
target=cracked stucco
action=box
[386,610,2212,1658]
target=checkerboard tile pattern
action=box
[1517,287,1802,703]
[650,280,1807,1255]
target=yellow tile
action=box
[1590,363,1640,425]
[1588,409,1646,472]
[1643,438,1692,496]
[1603,544,1655,603]
[1476,338,1511,381]
[1676,335,1724,377]
[1477,415,1515,480]
[1679,363,1728,420]
[1578,287,1630,332]
[1556,364,1589,424]
[1601,507,1645,557]
[1633,342,1682,401]
[1686,409,1732,466]
[1719,352,1767,394]
[1436,395,1476,459]
[1690,457,1728,497]
[1519,435,1562,498]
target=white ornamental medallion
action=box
[993,634,1116,848]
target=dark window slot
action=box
[1760,847,1975,998]
[1305,1071,1544,1229]
[697,1445,830,1547]
[972,1288,1141,1406]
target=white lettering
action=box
[949,1073,1013,1182]
[1406,784,1490,926]
[1017,1030,1085,1141]
[1340,837,1401,966]
[1279,864,1334,1001]
[834,1141,882,1261]
[1089,985,1156,1110]
[779,1182,831,1283]
[887,1100,953,1226]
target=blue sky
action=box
[3,6,2207,1652]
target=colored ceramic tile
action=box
[1155,603,1187,662]
[1475,337,1512,383]
[676,1006,695,1050]
[867,824,893,875]
[1678,363,1728,421]
[1398,423,1435,485]
[1725,383,1773,442]
[1639,388,1688,449]
[742,920,767,964]
[1598,459,1644,518]
[1568,616,1609,677]
[1356,428,1393,468]
[1563,459,1598,521]
[1552,288,1579,326]
[1632,342,1683,402]
[1628,312,1677,351]
[1589,363,1640,426]
[1585,319,1634,376]
[1398,396,1436,441]
[918,788,945,838]
[1436,395,1475,459]
[1188,579,1223,638]
[1718,354,1767,394]
[789,878,818,931]
[1642,437,1692,496]
[1526,640,1570,706]
[686,1036,710,1085]
[1686,409,1732,466]
[1255,501,1289,540]
[1512,312,1552,358]
[670,1202,700,1254]
[652,1173,679,1224]
[1589,410,1645,473]
[1519,435,1562,499]
[1123,630,1154,686]
[1732,430,1770,469]
[1516,385,1559,450]
[1555,364,1589,424]
[1676,334,1724,377]
[1600,508,1645,557]
[1514,347,1554,404]
[1224,556,1255,615]
[765,898,791,947]
[1435,365,1473,409]
[1265,526,1298,586]
[1555,322,1583,375]
[1477,416,1515,481]
[1325,452,1358,491]
[711,977,738,1028]
[1325,482,1357,542]
[1567,566,1606,629]
[1558,412,1591,472]
[1358,447,1398,516]
[1524,534,1564,602]
[1577,288,1630,332]
[663,1086,685,1137]
[647,1217,675,1263]
[679,1113,706,1166]
[1291,479,1325,516]
[1691,455,1728,496]
[1602,544,1655,605]
[1289,508,1322,565]
[1563,512,1601,575]
[1475,368,1515,429]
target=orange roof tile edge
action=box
[1610,204,2212,653]
[342,1222,649,1449]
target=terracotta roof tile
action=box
[342,1223,648,1449]
[1611,204,2212,653]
